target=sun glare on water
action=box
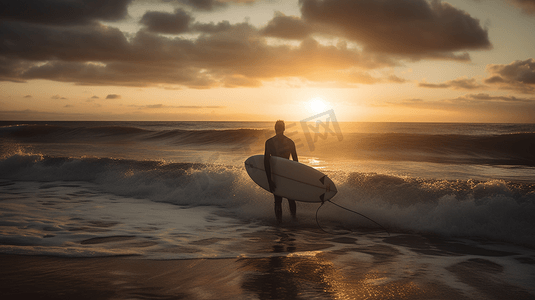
[307,97,329,115]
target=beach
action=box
[1,179,534,300]
[1,121,534,299]
[2,233,535,299]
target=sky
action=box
[1,0,535,122]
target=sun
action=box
[307,97,329,114]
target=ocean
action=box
[1,120,535,299]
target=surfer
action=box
[264,120,298,223]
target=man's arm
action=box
[264,140,276,192]
[291,140,298,162]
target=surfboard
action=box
[244,155,337,203]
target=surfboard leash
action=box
[315,200,390,236]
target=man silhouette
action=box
[264,120,298,223]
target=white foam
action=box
[0,181,273,259]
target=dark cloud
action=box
[106,94,122,99]
[260,12,312,40]
[0,21,131,62]
[175,0,227,11]
[0,25,397,88]
[0,56,32,82]
[0,0,132,25]
[391,93,535,108]
[487,58,535,84]
[18,59,216,88]
[300,0,491,60]
[313,70,408,85]
[0,108,247,121]
[23,95,32,98]
[51,95,67,100]
[0,0,501,89]
[389,93,535,122]
[13,21,395,87]
[457,93,534,102]
[222,75,262,88]
[193,31,395,80]
[419,77,485,90]
[419,82,450,88]
[418,59,535,94]
[1,4,403,88]
[510,0,535,14]
[190,21,233,33]
[190,21,232,33]
[484,75,506,84]
[140,9,192,34]
[388,75,408,83]
[130,104,225,109]
[484,58,535,94]
[91,96,100,99]
[154,0,257,11]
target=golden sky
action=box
[1,0,534,122]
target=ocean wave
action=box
[346,132,535,166]
[2,123,534,166]
[1,153,534,246]
[145,128,263,145]
[0,124,151,141]
[0,123,265,146]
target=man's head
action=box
[275,120,285,135]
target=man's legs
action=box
[274,195,282,223]
[288,199,297,220]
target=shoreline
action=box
[2,248,535,300]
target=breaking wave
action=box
[1,152,534,247]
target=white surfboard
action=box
[244,155,337,203]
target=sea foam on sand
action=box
[1,179,535,299]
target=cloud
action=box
[23,95,32,98]
[419,77,485,90]
[0,0,132,25]
[87,95,99,102]
[389,93,535,108]
[175,0,227,11]
[51,95,67,100]
[417,59,535,94]
[129,104,225,109]
[484,58,535,94]
[314,71,408,85]
[172,0,255,11]
[1,21,399,88]
[0,108,257,121]
[456,93,535,102]
[388,75,408,84]
[106,94,122,99]
[222,75,262,88]
[510,0,535,14]
[0,21,130,62]
[388,93,535,122]
[140,9,192,34]
[299,0,491,60]
[260,12,313,40]
[0,56,32,82]
[3,1,472,88]
[15,59,219,88]
[190,21,232,33]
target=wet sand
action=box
[1,181,534,299]
[2,233,535,300]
